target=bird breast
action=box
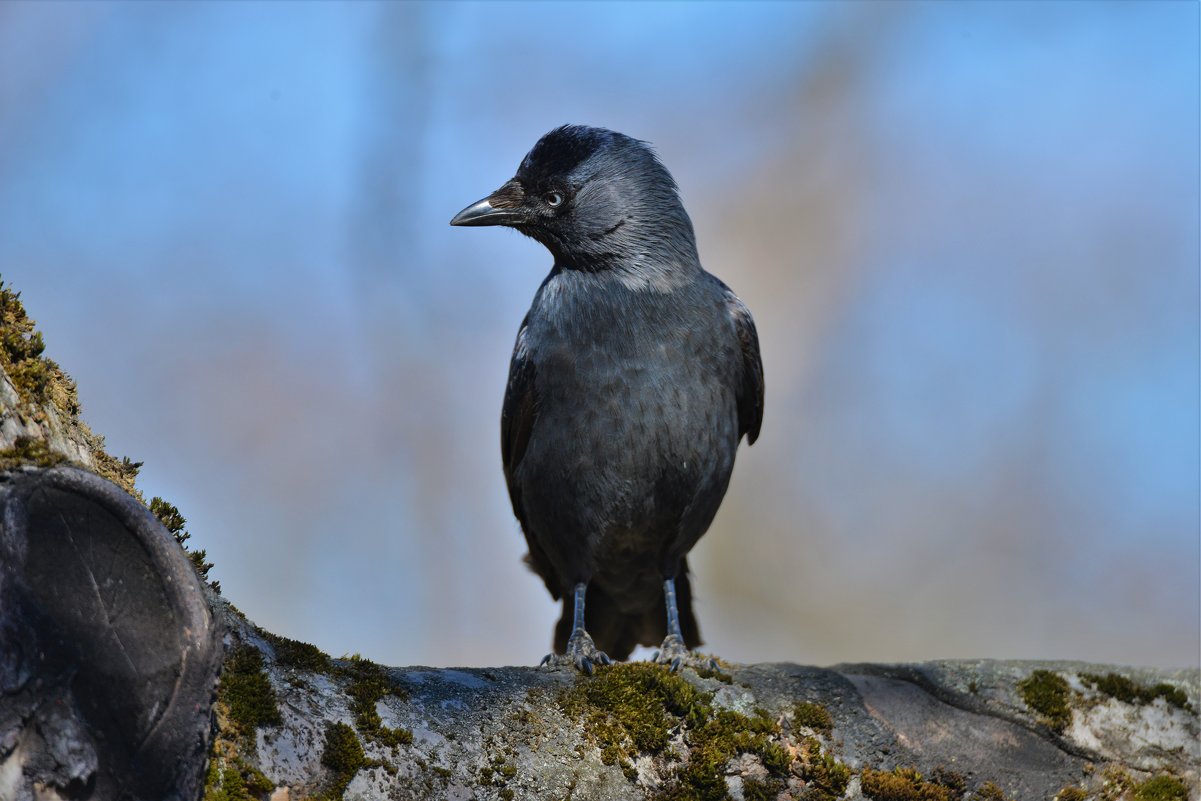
[518,270,741,528]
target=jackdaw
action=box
[451,125,763,672]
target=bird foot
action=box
[651,634,718,673]
[539,630,612,675]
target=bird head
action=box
[450,125,699,273]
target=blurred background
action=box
[1,1,1196,669]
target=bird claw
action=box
[539,631,610,675]
[651,634,719,674]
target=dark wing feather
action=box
[501,321,537,484]
[501,320,562,599]
[722,285,764,445]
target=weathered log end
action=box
[0,466,222,801]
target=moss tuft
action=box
[860,766,955,801]
[0,279,143,496]
[89,450,143,497]
[337,654,412,749]
[558,661,704,768]
[693,660,734,684]
[798,736,851,800]
[201,756,274,801]
[221,646,282,738]
[0,281,79,416]
[661,706,790,800]
[1056,787,1088,801]
[920,768,963,798]
[150,496,219,592]
[556,662,818,801]
[1080,672,1193,713]
[792,700,834,734]
[0,436,67,471]
[319,721,377,799]
[1017,669,1072,733]
[741,778,778,801]
[1100,766,1135,801]
[971,782,1012,801]
[1133,776,1189,801]
[259,628,334,674]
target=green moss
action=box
[258,628,334,674]
[663,706,791,800]
[241,766,273,797]
[556,662,809,801]
[319,721,377,799]
[90,450,143,498]
[792,701,834,734]
[854,766,975,801]
[0,436,67,471]
[1017,669,1072,733]
[741,778,779,801]
[336,654,412,749]
[693,662,734,684]
[150,496,219,593]
[1080,672,1194,713]
[1100,766,1136,801]
[220,646,282,738]
[929,768,967,798]
[971,782,1011,801]
[0,279,143,496]
[1056,787,1089,801]
[860,767,954,801]
[798,736,851,800]
[558,661,704,768]
[1133,776,1189,801]
[202,760,246,801]
[0,281,79,415]
[201,756,274,801]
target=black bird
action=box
[451,125,763,672]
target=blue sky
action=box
[0,1,1196,668]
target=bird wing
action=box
[720,282,764,445]
[501,321,537,483]
[501,320,562,598]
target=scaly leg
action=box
[653,577,716,672]
[540,582,611,675]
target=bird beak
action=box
[449,180,529,227]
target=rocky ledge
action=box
[1,463,1195,801]
[0,280,1197,801]
[210,595,1198,801]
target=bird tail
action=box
[554,566,702,661]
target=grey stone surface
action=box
[220,593,1199,801]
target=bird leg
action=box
[653,577,715,672]
[540,582,611,675]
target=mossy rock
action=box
[1017,669,1072,733]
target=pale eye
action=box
[545,192,563,207]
